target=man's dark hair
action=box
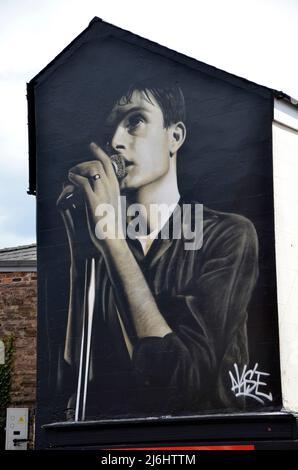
[116,80,186,128]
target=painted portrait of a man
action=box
[56,77,260,420]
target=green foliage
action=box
[0,335,15,429]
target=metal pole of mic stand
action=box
[75,257,95,421]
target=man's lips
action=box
[121,157,134,167]
[115,153,134,167]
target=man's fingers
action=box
[90,142,115,179]
[69,160,105,178]
[56,184,78,209]
[68,172,94,201]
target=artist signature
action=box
[229,363,273,404]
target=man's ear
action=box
[169,122,186,156]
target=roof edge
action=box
[273,90,298,109]
[0,243,36,253]
[28,17,103,86]
[0,260,37,268]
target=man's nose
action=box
[111,126,126,152]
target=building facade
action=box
[0,244,37,449]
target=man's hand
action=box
[68,142,123,253]
[61,145,172,345]
[57,182,95,261]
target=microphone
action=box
[57,154,127,210]
[110,153,127,180]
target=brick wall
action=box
[0,271,37,448]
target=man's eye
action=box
[127,114,145,130]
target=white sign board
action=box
[5,408,29,450]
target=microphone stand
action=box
[75,257,96,421]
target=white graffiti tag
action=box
[229,363,273,405]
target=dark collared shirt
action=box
[65,197,259,419]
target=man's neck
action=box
[127,161,180,234]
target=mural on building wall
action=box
[33,23,281,424]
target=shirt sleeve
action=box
[131,213,259,412]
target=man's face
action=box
[106,90,172,191]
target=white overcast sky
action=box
[0,0,297,248]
